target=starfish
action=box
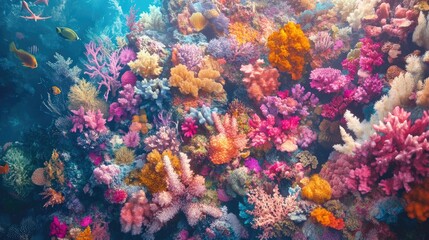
[20,14,52,21]
[34,0,48,5]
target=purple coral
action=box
[108,84,142,122]
[175,44,203,72]
[144,126,180,153]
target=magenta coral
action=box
[70,106,108,133]
[108,84,142,122]
[347,107,429,195]
[49,216,68,238]
[105,188,128,204]
[121,70,137,87]
[358,38,384,77]
[181,117,198,138]
[119,47,137,65]
[352,74,384,104]
[309,67,350,93]
[93,164,120,185]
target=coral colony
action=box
[3,0,429,239]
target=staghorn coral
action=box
[267,22,310,80]
[68,79,108,115]
[169,64,224,98]
[114,147,135,165]
[209,113,248,165]
[128,50,163,78]
[40,188,65,208]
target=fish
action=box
[0,163,9,175]
[34,0,48,6]
[56,27,80,41]
[51,86,61,95]
[9,42,38,68]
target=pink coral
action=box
[144,126,180,153]
[309,67,350,93]
[84,41,123,100]
[119,47,137,65]
[358,38,384,77]
[181,117,198,138]
[93,164,120,185]
[123,131,140,148]
[70,106,107,133]
[247,185,298,239]
[240,59,280,102]
[120,153,222,235]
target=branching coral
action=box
[128,50,163,78]
[136,149,181,193]
[114,147,135,165]
[247,185,299,239]
[169,64,224,98]
[267,22,310,80]
[209,113,248,164]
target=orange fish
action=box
[0,163,9,174]
[10,42,37,68]
[51,86,61,95]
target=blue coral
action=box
[370,197,404,224]
[187,105,218,125]
[134,78,170,110]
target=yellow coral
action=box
[114,147,135,165]
[68,79,108,114]
[229,22,259,44]
[267,22,310,80]
[138,149,181,193]
[169,64,224,98]
[128,50,163,78]
[301,174,331,204]
[76,226,93,240]
[190,12,207,32]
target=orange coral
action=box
[169,64,224,98]
[209,113,248,164]
[44,149,65,185]
[310,207,345,230]
[76,226,93,240]
[40,188,65,207]
[301,174,332,204]
[267,22,310,80]
[133,149,182,193]
[130,109,151,134]
[404,178,429,222]
[229,22,259,45]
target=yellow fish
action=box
[51,86,61,95]
[9,42,37,68]
[56,27,80,41]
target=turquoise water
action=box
[0,0,429,239]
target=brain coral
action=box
[267,22,310,80]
